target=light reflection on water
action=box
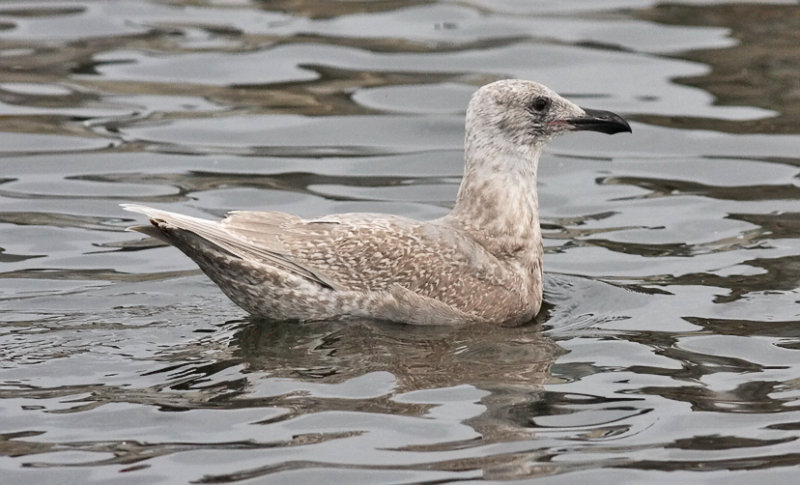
[1,1,800,483]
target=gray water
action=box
[1,1,799,483]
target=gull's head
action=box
[465,79,631,154]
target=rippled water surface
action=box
[2,1,800,483]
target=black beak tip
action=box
[571,107,632,135]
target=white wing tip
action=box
[120,204,173,221]
[120,203,150,214]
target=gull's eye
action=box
[529,97,550,113]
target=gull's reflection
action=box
[231,315,564,443]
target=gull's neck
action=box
[447,133,543,260]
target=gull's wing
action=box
[122,204,343,290]
[222,210,504,295]
[123,205,506,301]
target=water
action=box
[1,1,799,483]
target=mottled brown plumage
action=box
[123,80,630,326]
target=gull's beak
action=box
[569,108,632,135]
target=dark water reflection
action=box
[2,1,800,483]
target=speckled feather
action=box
[123,79,630,326]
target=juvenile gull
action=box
[123,80,630,326]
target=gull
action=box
[123,80,630,326]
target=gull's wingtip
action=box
[121,204,160,235]
[120,203,171,222]
[120,203,151,215]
